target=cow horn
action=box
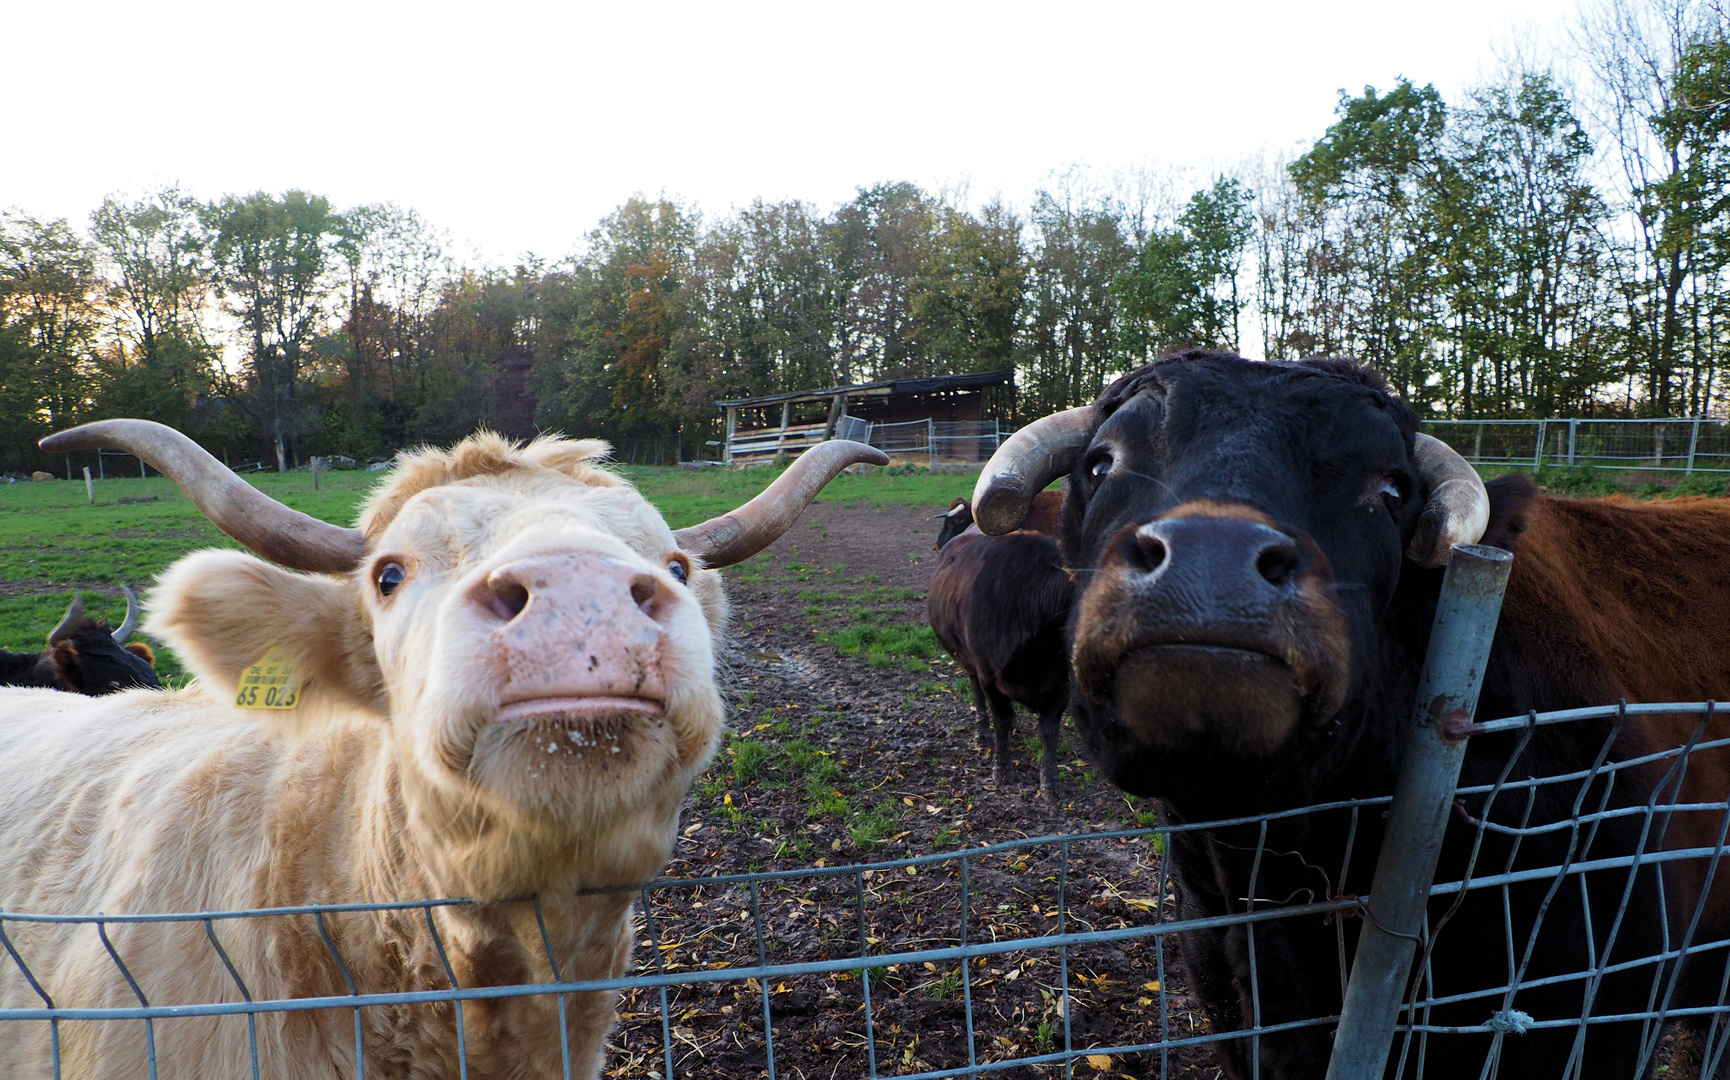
[1407,433,1490,568]
[40,420,367,573]
[112,585,140,642]
[972,406,1096,535]
[47,595,84,645]
[675,440,889,568]
[931,500,970,521]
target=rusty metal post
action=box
[1324,543,1514,1080]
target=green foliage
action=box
[1115,177,1255,358]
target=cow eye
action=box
[1378,478,1402,511]
[376,562,407,597]
[667,558,689,585]
[1089,455,1113,479]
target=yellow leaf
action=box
[1086,1054,1112,1071]
[723,793,733,807]
[1143,980,1162,992]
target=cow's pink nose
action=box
[475,554,672,627]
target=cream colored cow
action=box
[0,422,884,1079]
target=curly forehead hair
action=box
[357,431,622,539]
[1094,349,1408,426]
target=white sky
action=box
[6,0,1583,265]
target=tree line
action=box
[2,0,1725,472]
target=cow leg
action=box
[1035,693,1067,804]
[967,673,992,749]
[984,685,1016,785]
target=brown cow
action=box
[973,349,1730,1078]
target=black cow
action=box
[926,506,1074,800]
[0,588,161,696]
[931,489,1064,552]
[972,349,1730,1078]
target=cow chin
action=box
[464,692,716,818]
[1108,644,1304,756]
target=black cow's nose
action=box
[1126,517,1302,599]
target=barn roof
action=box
[713,370,1013,409]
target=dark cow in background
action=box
[0,588,160,696]
[927,491,1074,800]
[931,489,1064,551]
[973,348,1730,1078]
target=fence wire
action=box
[1426,418,1730,474]
[5,704,1729,1079]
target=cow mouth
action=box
[1107,643,1304,756]
[494,696,666,723]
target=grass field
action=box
[0,463,969,681]
[6,456,1724,683]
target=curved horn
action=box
[971,406,1097,535]
[1406,433,1490,568]
[40,420,366,573]
[931,499,971,521]
[47,595,85,645]
[675,440,889,568]
[112,585,140,642]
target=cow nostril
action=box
[630,574,659,611]
[490,580,530,620]
[1256,543,1301,588]
[1123,530,1168,574]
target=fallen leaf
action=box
[1086,1055,1112,1072]
[1143,980,1162,992]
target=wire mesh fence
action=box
[5,716,1730,1079]
[867,421,1004,467]
[1424,418,1730,474]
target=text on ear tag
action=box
[235,645,301,710]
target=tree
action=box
[910,200,1027,376]
[1290,80,1453,407]
[0,211,103,465]
[89,187,222,432]
[205,191,346,470]
[1024,177,1134,417]
[1115,177,1255,359]
[1437,73,1615,416]
[1577,0,1730,413]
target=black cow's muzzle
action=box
[1071,507,1351,755]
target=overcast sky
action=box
[8,0,1582,264]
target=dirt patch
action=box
[0,579,128,601]
[605,500,1217,1079]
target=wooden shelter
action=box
[713,371,1013,464]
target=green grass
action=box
[821,621,940,672]
[727,738,772,783]
[848,799,904,850]
[0,462,974,678]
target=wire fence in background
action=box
[1424,418,1730,474]
[867,421,1003,467]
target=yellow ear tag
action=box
[234,645,302,710]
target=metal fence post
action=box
[1568,419,1578,468]
[1533,420,1547,472]
[1687,419,1702,475]
[928,418,936,471]
[1323,543,1514,1080]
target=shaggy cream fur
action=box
[0,433,731,1079]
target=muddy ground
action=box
[604,499,1221,1080]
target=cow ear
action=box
[46,640,80,691]
[146,550,386,722]
[123,642,156,667]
